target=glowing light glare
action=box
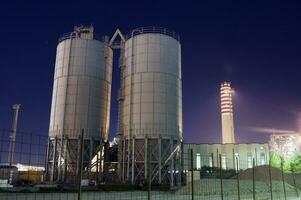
[91,147,104,172]
[249,127,297,134]
[269,134,301,160]
[15,163,44,172]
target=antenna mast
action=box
[8,104,21,166]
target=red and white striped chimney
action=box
[220,81,235,144]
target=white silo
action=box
[46,26,113,183]
[118,27,183,186]
[220,81,235,144]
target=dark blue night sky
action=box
[0,1,301,144]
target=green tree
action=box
[290,154,301,173]
[283,159,292,173]
[270,154,282,168]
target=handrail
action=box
[58,31,104,43]
[58,32,78,42]
[59,27,179,43]
[125,26,180,41]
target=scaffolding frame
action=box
[45,135,102,184]
[118,136,182,187]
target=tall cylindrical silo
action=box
[118,27,183,186]
[46,26,113,183]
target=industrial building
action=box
[183,143,269,171]
[117,27,183,186]
[0,163,44,186]
[183,81,270,173]
[46,26,113,183]
[45,25,277,188]
[46,26,182,186]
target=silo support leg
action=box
[170,139,174,188]
[89,139,93,181]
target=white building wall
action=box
[183,143,269,170]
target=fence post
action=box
[292,170,299,198]
[44,138,51,181]
[51,137,58,182]
[148,141,151,200]
[63,136,68,183]
[281,158,287,200]
[77,129,84,200]
[190,148,194,200]
[219,154,223,200]
[268,159,273,200]
[252,158,255,200]
[236,157,240,200]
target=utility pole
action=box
[8,104,21,166]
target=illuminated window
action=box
[196,153,201,169]
[221,155,227,170]
[247,154,253,168]
[234,153,240,171]
[260,153,266,165]
[209,156,213,167]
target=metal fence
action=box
[0,128,300,200]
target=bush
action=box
[199,166,238,179]
[270,153,301,173]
